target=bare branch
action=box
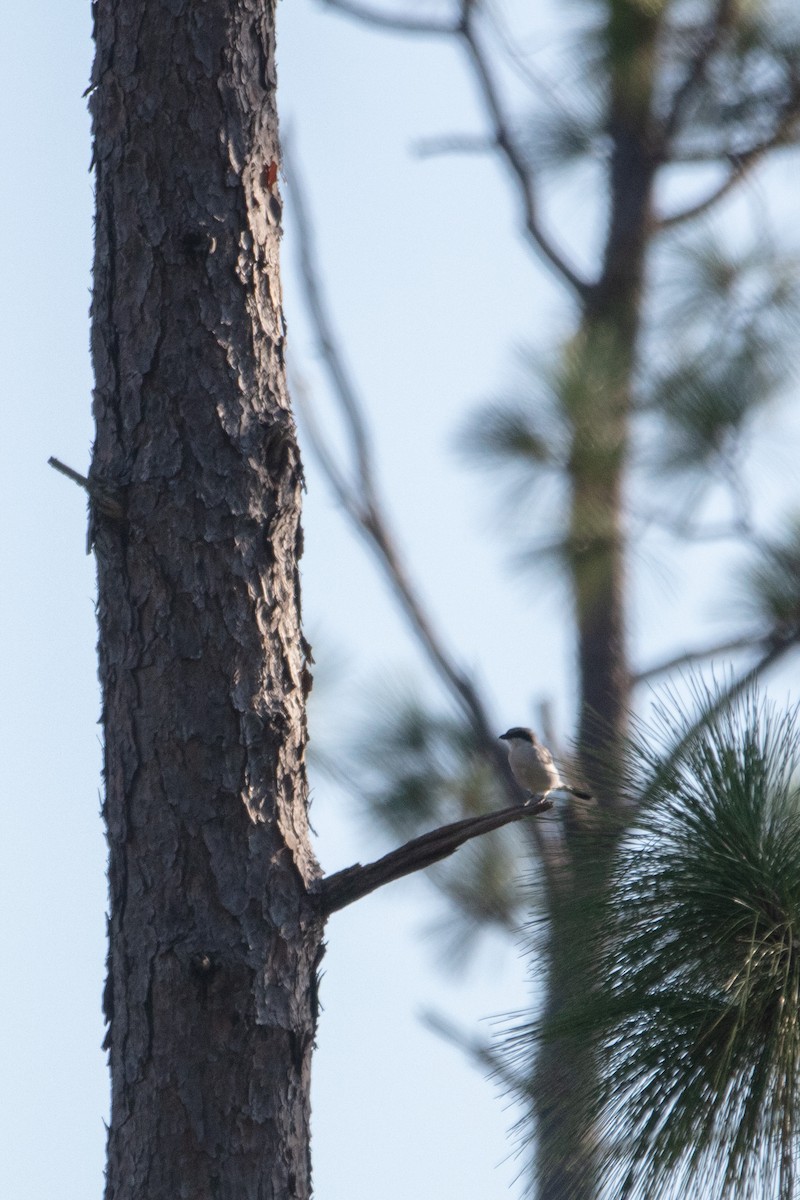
[422,1009,531,1097]
[315,796,553,914]
[657,158,758,230]
[482,0,566,104]
[48,455,124,521]
[714,635,800,698]
[286,154,493,738]
[659,0,736,151]
[319,0,588,296]
[632,497,755,544]
[318,0,459,36]
[638,516,753,544]
[284,141,376,500]
[457,4,589,299]
[657,117,800,230]
[413,133,495,159]
[48,455,91,490]
[285,142,561,878]
[656,633,800,778]
[633,633,774,685]
[290,373,357,515]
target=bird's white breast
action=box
[507,739,561,792]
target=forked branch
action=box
[659,0,736,150]
[319,0,589,299]
[657,102,800,229]
[457,2,588,299]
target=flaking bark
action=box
[89,3,322,1197]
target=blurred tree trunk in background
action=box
[534,8,660,1195]
[89,3,322,1196]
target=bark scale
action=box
[89,3,322,1197]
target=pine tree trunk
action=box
[534,4,661,1197]
[89,4,322,1196]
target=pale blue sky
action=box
[2,3,798,1199]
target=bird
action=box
[499,727,592,800]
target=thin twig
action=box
[633,634,774,685]
[48,456,124,521]
[422,1009,531,1098]
[657,159,761,230]
[413,133,496,159]
[657,112,800,230]
[48,456,91,489]
[659,0,735,151]
[285,142,376,499]
[315,796,553,914]
[708,636,800,707]
[290,374,356,512]
[321,0,589,298]
[652,634,800,787]
[632,502,756,544]
[483,0,565,105]
[286,150,481,717]
[457,3,588,300]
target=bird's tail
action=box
[566,786,593,800]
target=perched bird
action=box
[499,727,592,800]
